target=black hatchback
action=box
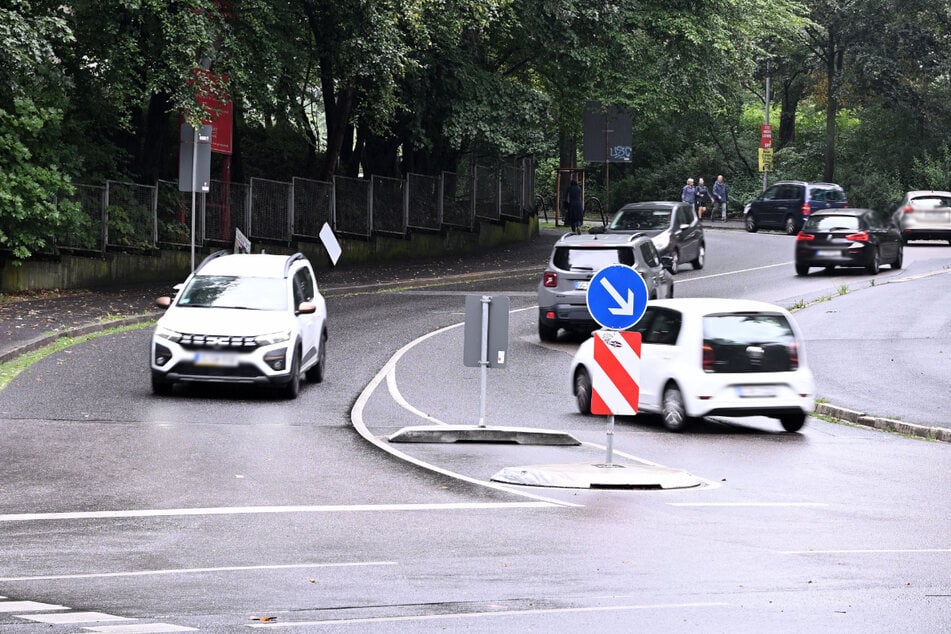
[794,209,903,276]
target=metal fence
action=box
[55,158,535,253]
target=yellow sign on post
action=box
[758,147,774,172]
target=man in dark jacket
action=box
[566,179,584,233]
[713,175,729,222]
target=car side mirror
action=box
[297,302,317,315]
[588,225,605,234]
[660,255,674,270]
[155,296,172,309]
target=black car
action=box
[794,209,903,276]
[590,201,705,274]
[745,181,848,235]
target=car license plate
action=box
[194,352,239,367]
[574,280,590,290]
[815,249,840,257]
[736,385,777,398]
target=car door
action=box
[676,204,700,261]
[767,184,800,227]
[752,185,783,227]
[292,266,321,366]
[628,307,683,411]
[869,211,900,262]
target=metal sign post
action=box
[463,294,509,428]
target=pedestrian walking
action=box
[681,178,696,209]
[695,178,711,221]
[566,179,584,233]
[713,174,729,222]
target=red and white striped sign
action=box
[591,330,642,416]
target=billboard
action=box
[583,101,633,163]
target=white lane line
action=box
[779,548,951,555]
[246,602,731,628]
[0,600,69,612]
[83,625,197,633]
[0,561,396,583]
[0,501,555,524]
[675,261,790,283]
[668,502,828,507]
[351,309,577,508]
[17,611,131,624]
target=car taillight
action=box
[903,204,914,214]
[703,344,714,372]
[801,202,811,216]
[845,231,869,242]
[796,232,815,241]
[543,272,557,287]
[789,342,799,369]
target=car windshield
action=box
[177,275,287,311]
[804,215,860,232]
[609,208,670,231]
[703,312,798,373]
[553,247,635,270]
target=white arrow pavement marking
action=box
[601,277,635,315]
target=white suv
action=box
[150,251,328,398]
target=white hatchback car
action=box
[150,251,328,398]
[569,298,816,432]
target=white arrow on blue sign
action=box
[585,264,649,330]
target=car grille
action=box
[173,363,264,378]
[179,333,259,352]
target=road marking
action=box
[83,625,196,633]
[352,309,575,507]
[245,602,731,628]
[675,261,790,283]
[16,611,131,624]
[0,561,396,583]
[779,548,951,555]
[0,501,556,524]
[0,600,68,612]
[668,502,828,507]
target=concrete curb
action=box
[0,312,160,364]
[815,402,950,443]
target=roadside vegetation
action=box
[1,1,949,263]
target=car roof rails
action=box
[283,252,306,278]
[194,249,230,274]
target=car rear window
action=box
[703,312,799,373]
[804,215,860,232]
[553,247,635,270]
[810,187,846,202]
[910,195,951,209]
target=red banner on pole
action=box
[760,124,773,149]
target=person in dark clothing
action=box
[695,178,711,221]
[713,174,729,221]
[566,179,584,232]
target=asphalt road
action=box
[0,226,948,632]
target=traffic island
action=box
[491,461,702,490]
[387,425,581,446]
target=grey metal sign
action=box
[583,101,633,163]
[463,295,509,369]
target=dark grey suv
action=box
[537,233,674,342]
[592,201,705,274]
[744,181,848,235]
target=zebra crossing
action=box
[0,595,195,632]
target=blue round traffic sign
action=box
[585,264,649,330]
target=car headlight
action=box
[255,330,291,346]
[154,326,182,343]
[652,232,670,250]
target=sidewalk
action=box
[0,228,563,363]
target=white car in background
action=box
[570,298,816,432]
[150,251,328,399]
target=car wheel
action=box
[784,215,798,235]
[305,331,327,383]
[745,214,758,233]
[662,384,690,432]
[538,320,559,342]
[865,247,880,275]
[690,243,705,270]
[281,348,301,399]
[574,368,593,416]
[891,246,903,270]
[780,412,807,432]
[795,263,809,276]
[668,250,679,274]
[151,372,172,396]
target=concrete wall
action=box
[0,216,538,292]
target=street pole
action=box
[763,69,771,192]
[190,125,198,271]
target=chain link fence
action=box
[51,158,535,252]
